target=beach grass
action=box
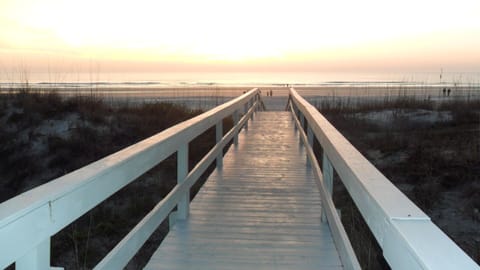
[0,89,235,269]
[316,97,480,268]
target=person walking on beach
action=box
[442,88,446,97]
[447,88,451,97]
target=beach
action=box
[2,85,479,111]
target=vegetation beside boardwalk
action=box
[2,88,480,269]
[316,96,480,269]
[0,89,232,269]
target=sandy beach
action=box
[2,85,478,111]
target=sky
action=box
[0,0,479,73]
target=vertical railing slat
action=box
[177,144,189,220]
[233,110,239,146]
[299,113,305,146]
[321,152,334,223]
[216,121,223,168]
[16,238,51,270]
[306,126,314,166]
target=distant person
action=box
[270,90,273,97]
[442,88,446,97]
[447,88,451,97]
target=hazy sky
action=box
[0,0,479,73]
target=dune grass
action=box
[1,89,233,269]
[316,96,480,269]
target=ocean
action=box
[1,71,479,89]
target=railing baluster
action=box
[306,126,314,167]
[299,113,305,146]
[321,152,333,223]
[216,121,223,168]
[249,99,254,120]
[300,113,305,130]
[16,238,52,270]
[233,110,239,146]
[244,102,249,131]
[292,104,298,129]
[177,144,189,220]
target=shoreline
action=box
[1,85,479,97]
[2,86,479,111]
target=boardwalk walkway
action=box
[144,112,342,270]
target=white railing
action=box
[0,88,262,270]
[288,88,480,270]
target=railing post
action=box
[249,99,254,120]
[177,144,189,220]
[244,102,249,131]
[291,104,298,130]
[16,238,52,270]
[300,113,305,130]
[321,152,334,223]
[299,113,305,146]
[290,103,295,121]
[216,121,223,168]
[306,126,314,166]
[233,110,239,146]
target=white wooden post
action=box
[321,152,333,223]
[300,113,305,130]
[306,126,314,167]
[216,121,223,168]
[16,238,51,270]
[249,100,254,120]
[233,111,239,146]
[177,144,189,220]
[292,105,297,129]
[299,113,305,146]
[244,102,249,131]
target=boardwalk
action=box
[2,88,478,269]
[145,112,342,270]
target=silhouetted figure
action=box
[442,88,446,97]
[270,90,273,97]
[447,88,451,97]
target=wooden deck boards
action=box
[144,112,342,270]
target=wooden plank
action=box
[144,112,343,270]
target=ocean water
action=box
[1,71,479,89]
[1,72,479,106]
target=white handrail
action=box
[0,88,261,269]
[289,105,361,270]
[288,88,480,270]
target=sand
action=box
[2,85,479,111]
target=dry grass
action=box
[1,90,233,269]
[317,96,480,269]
